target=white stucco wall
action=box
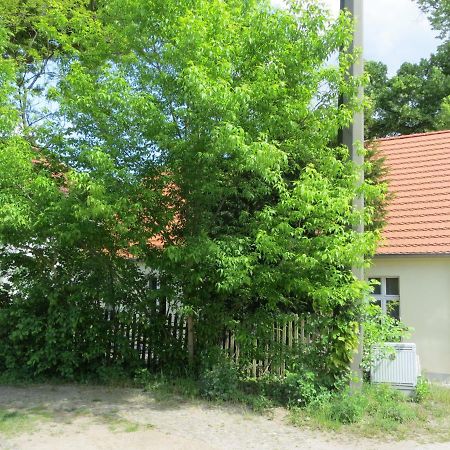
[368,256,450,379]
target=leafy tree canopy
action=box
[416,0,450,39]
[365,42,450,138]
[0,0,382,381]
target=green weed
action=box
[289,382,450,441]
[97,412,152,433]
[0,407,52,436]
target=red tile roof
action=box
[375,130,450,255]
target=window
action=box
[369,277,400,320]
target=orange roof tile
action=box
[375,130,450,255]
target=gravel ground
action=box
[0,384,449,450]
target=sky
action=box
[272,0,441,76]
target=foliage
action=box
[134,369,155,389]
[127,0,380,381]
[281,370,318,406]
[364,141,390,231]
[261,370,329,406]
[199,358,240,401]
[437,94,450,128]
[290,382,450,440]
[0,1,178,379]
[0,0,102,137]
[362,302,412,372]
[240,364,349,409]
[365,42,450,138]
[414,377,431,403]
[0,0,382,383]
[289,383,438,438]
[416,0,450,39]
[329,390,368,424]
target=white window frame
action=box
[370,276,400,318]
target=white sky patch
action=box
[271,0,441,76]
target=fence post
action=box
[252,338,257,377]
[187,315,194,366]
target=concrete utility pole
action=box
[339,0,365,386]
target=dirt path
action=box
[0,385,449,450]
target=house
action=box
[367,130,450,382]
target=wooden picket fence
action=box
[103,300,189,371]
[104,300,313,377]
[221,315,315,377]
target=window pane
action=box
[370,298,382,309]
[387,300,400,321]
[370,278,381,295]
[386,278,399,295]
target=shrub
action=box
[282,371,318,406]
[95,365,129,386]
[246,394,274,413]
[414,377,431,403]
[329,391,368,424]
[199,358,239,401]
[134,368,154,388]
[368,382,403,405]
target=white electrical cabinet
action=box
[370,343,421,393]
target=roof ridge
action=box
[372,129,450,143]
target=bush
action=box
[134,368,154,388]
[329,391,368,424]
[290,381,423,435]
[367,382,403,405]
[199,358,239,401]
[95,365,129,385]
[414,377,431,403]
[239,369,337,407]
[0,285,144,380]
[282,370,318,406]
[244,394,274,413]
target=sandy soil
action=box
[0,384,449,450]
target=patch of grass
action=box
[428,383,450,406]
[136,370,275,415]
[138,374,200,403]
[240,393,275,415]
[97,412,151,433]
[0,407,52,436]
[289,382,450,442]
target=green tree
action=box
[416,0,450,39]
[83,0,380,379]
[437,95,450,128]
[0,8,175,378]
[0,0,103,136]
[0,0,382,382]
[365,42,450,138]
